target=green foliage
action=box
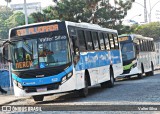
[134,22,160,40]
[0,6,13,39]
[52,0,135,33]
[5,12,25,28]
[31,0,135,32]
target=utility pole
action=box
[144,0,148,23]
[24,0,28,25]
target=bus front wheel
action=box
[138,64,144,79]
[101,69,114,88]
[79,75,88,97]
[32,95,44,101]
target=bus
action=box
[2,20,123,101]
[118,34,156,79]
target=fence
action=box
[0,63,11,88]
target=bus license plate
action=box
[37,87,47,92]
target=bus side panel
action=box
[75,51,111,86]
[110,50,123,78]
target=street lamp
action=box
[133,0,160,23]
[148,0,160,22]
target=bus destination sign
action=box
[118,36,129,42]
[16,24,59,36]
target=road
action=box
[4,70,160,113]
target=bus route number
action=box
[55,35,66,40]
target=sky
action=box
[0,0,160,23]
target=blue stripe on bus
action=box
[12,65,73,86]
[75,50,121,71]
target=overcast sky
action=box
[0,0,160,23]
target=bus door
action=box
[68,26,85,89]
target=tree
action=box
[134,22,160,40]
[31,0,135,34]
[5,11,34,28]
[0,6,13,39]
[52,0,135,33]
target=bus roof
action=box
[10,20,117,33]
[119,34,153,41]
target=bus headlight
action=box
[62,76,67,83]
[17,82,23,89]
[67,72,72,78]
[61,72,73,84]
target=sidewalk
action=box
[0,88,26,105]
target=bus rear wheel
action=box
[32,95,44,102]
[150,62,154,76]
[79,75,88,97]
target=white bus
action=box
[2,20,123,101]
[118,34,156,79]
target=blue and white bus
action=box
[2,20,123,101]
[118,34,156,79]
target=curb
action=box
[0,98,25,105]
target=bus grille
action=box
[24,83,59,93]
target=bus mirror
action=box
[75,48,79,55]
[2,44,12,63]
[73,48,80,65]
[73,55,80,65]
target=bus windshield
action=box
[11,34,70,70]
[121,42,135,61]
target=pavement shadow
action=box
[35,84,120,104]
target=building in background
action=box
[10,2,41,16]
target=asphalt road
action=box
[5,70,160,113]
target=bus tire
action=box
[79,75,88,97]
[101,68,114,88]
[32,95,44,101]
[107,69,114,88]
[150,62,154,76]
[138,64,144,79]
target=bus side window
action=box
[147,41,150,51]
[77,30,87,52]
[98,32,105,50]
[109,33,115,49]
[92,32,100,50]
[85,31,94,51]
[151,41,155,51]
[141,40,144,51]
[113,34,119,49]
[103,33,110,50]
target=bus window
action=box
[151,41,155,51]
[98,32,105,50]
[103,33,110,50]
[77,30,87,51]
[109,33,115,49]
[113,34,119,49]
[92,32,100,50]
[85,31,93,50]
[140,40,144,51]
